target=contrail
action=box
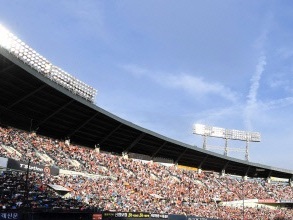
[244,54,267,130]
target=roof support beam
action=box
[67,112,100,138]
[175,148,187,164]
[222,161,229,174]
[151,142,167,159]
[123,132,145,154]
[198,155,209,169]
[245,166,251,177]
[266,170,272,179]
[98,124,122,145]
[0,63,15,74]
[7,85,47,109]
[34,100,74,129]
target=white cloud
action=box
[268,73,293,94]
[268,78,288,89]
[260,97,293,110]
[122,64,238,102]
[122,64,148,77]
[194,105,242,125]
[162,74,238,102]
[61,1,107,40]
[277,47,293,60]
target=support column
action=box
[245,140,249,161]
[224,138,228,156]
[203,135,207,150]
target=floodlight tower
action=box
[193,124,261,161]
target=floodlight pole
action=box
[242,178,245,220]
[224,138,228,156]
[189,179,191,207]
[245,140,249,161]
[203,135,207,150]
[25,159,31,208]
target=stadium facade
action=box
[0,25,292,182]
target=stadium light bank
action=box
[0,24,97,103]
[193,123,261,161]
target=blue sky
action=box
[1,1,293,170]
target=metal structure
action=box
[0,24,97,102]
[193,124,261,161]
[1,25,292,180]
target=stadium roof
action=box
[0,45,293,180]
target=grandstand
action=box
[0,25,292,220]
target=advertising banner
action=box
[0,212,20,220]
[187,215,219,220]
[168,215,187,220]
[7,159,59,176]
[0,157,8,168]
[102,213,217,220]
[279,200,293,203]
[103,212,150,219]
[93,214,102,220]
[168,215,219,220]
[258,199,276,203]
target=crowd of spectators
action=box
[0,170,92,212]
[0,126,292,219]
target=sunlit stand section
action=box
[193,124,261,161]
[0,24,97,103]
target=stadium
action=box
[0,24,292,220]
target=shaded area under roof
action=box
[0,47,292,180]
